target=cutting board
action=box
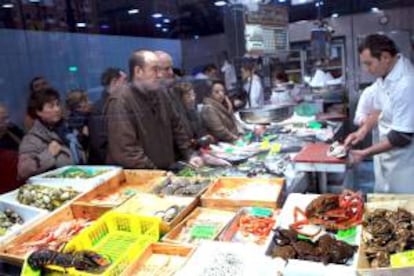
[293,143,347,164]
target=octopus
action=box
[270,228,357,265]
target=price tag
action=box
[335,227,357,243]
[270,143,282,154]
[250,207,272,217]
[308,121,322,129]
[390,250,414,268]
[297,234,311,240]
[191,225,217,239]
[260,139,271,150]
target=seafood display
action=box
[164,208,235,244]
[0,208,24,235]
[362,208,414,268]
[133,254,187,276]
[152,176,210,197]
[27,249,110,273]
[177,241,279,276]
[116,193,192,224]
[17,184,79,211]
[89,189,137,206]
[154,205,185,223]
[297,190,364,230]
[44,167,109,179]
[220,208,277,245]
[122,244,192,276]
[269,228,357,265]
[206,179,282,202]
[5,219,91,255]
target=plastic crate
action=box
[21,211,160,276]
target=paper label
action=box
[390,250,414,268]
[250,207,273,217]
[191,225,217,239]
[260,140,271,150]
[270,143,282,154]
[297,234,312,240]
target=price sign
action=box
[251,207,273,218]
[191,225,217,239]
[391,250,414,268]
[335,227,357,244]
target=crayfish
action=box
[27,249,110,273]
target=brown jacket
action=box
[17,120,85,180]
[105,83,193,169]
[201,98,238,142]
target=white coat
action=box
[243,74,264,108]
[371,55,414,193]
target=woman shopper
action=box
[18,88,86,180]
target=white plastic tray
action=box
[0,187,83,213]
[0,200,48,244]
[28,165,122,192]
[176,241,284,276]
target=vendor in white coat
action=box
[345,34,414,193]
[354,85,377,126]
[241,60,264,108]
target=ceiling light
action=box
[194,35,199,39]
[2,3,13,8]
[371,7,380,13]
[128,9,139,15]
[29,0,40,2]
[155,23,162,28]
[214,1,227,6]
[100,24,110,29]
[162,28,168,32]
[291,0,314,5]
[331,13,339,18]
[76,22,87,28]
[278,0,286,2]
[315,1,323,7]
[152,13,163,18]
[163,18,170,23]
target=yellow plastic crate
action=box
[21,211,160,276]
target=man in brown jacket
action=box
[105,50,203,169]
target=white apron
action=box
[374,88,414,193]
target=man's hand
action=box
[344,129,367,148]
[188,156,204,168]
[348,149,368,165]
